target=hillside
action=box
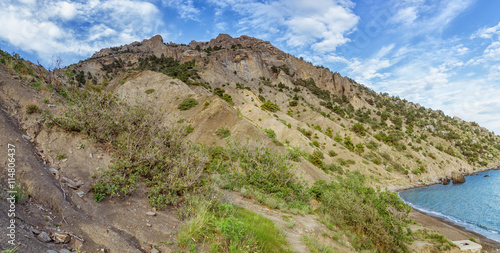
[1,34,499,252]
[61,33,500,186]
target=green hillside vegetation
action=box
[2,36,499,252]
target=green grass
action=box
[56,152,67,160]
[302,235,338,253]
[1,247,18,253]
[178,198,292,253]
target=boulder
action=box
[451,171,466,184]
[442,177,450,185]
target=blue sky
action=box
[1,0,500,134]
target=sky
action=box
[1,0,500,134]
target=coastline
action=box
[388,164,500,192]
[410,207,500,251]
[389,165,500,250]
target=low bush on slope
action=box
[312,172,413,252]
[51,89,208,207]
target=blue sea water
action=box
[399,170,500,242]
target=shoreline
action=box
[389,164,500,192]
[390,166,500,250]
[410,207,500,251]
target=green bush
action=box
[210,140,311,209]
[264,128,276,139]
[289,100,298,106]
[261,101,280,112]
[352,123,367,136]
[312,172,412,252]
[328,150,337,157]
[178,97,199,110]
[145,89,155,94]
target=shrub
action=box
[313,172,412,252]
[261,101,280,112]
[352,123,366,136]
[178,97,199,110]
[289,100,298,106]
[264,128,276,139]
[53,89,208,208]
[210,140,311,209]
[25,104,41,114]
[145,89,155,94]
[328,150,337,157]
[286,147,303,162]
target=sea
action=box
[398,169,500,243]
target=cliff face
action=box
[89,34,359,102]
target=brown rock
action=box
[442,177,450,185]
[451,171,466,184]
[53,232,71,244]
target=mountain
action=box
[1,34,499,252]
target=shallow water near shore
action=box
[399,170,500,243]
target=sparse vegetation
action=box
[51,89,207,208]
[25,104,41,114]
[215,127,231,139]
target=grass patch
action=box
[178,198,292,252]
[215,127,231,139]
[56,152,66,160]
[302,235,338,253]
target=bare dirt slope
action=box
[0,65,185,252]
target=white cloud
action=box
[162,0,200,21]
[391,7,418,25]
[389,0,475,35]
[0,0,162,65]
[483,42,500,61]
[208,0,359,53]
[471,22,500,39]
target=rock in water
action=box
[451,171,466,184]
[442,177,450,185]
